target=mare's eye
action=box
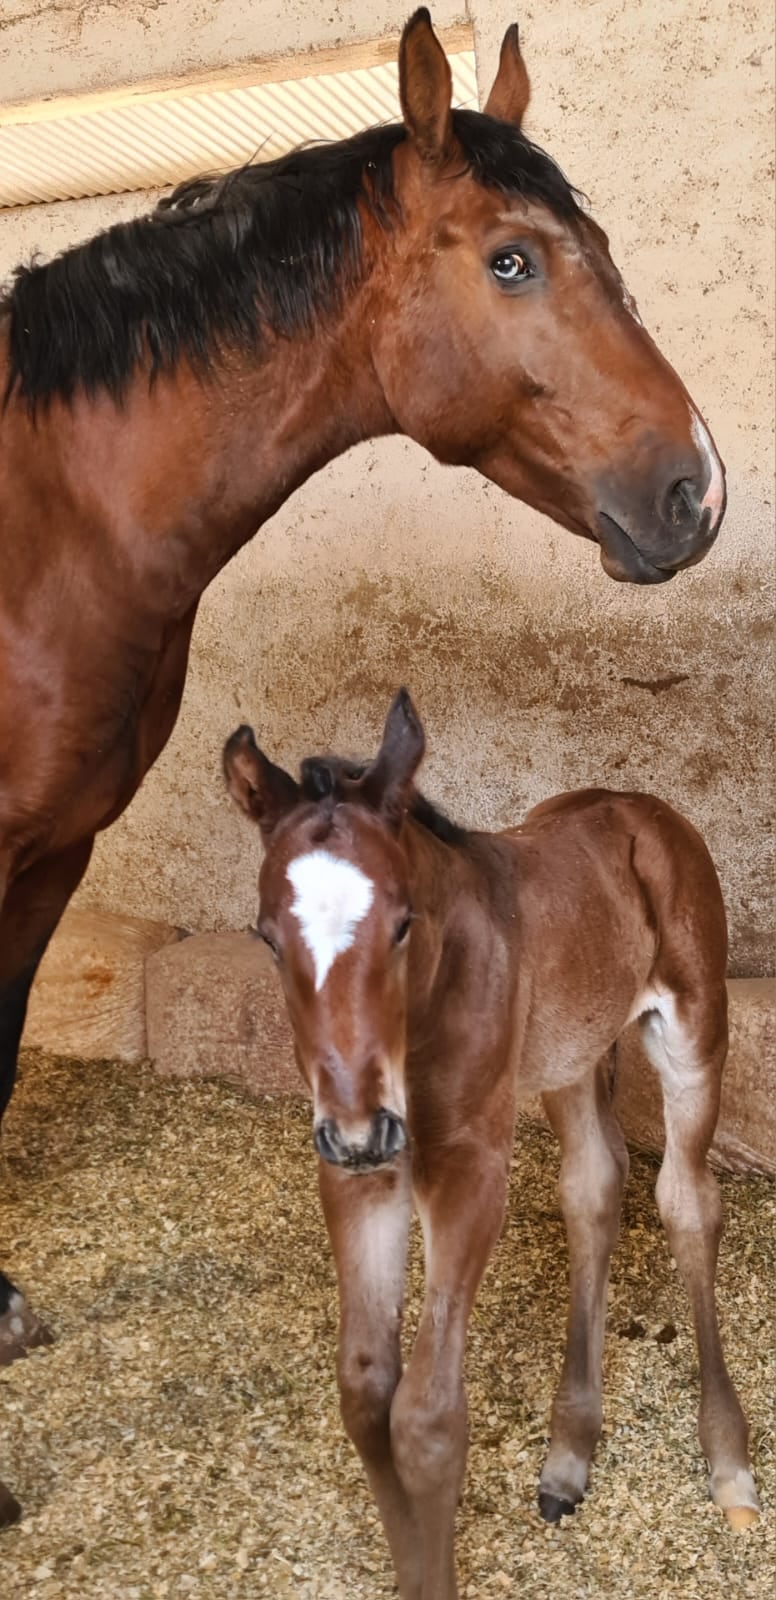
[258,929,279,958]
[490,250,533,285]
[395,914,413,946]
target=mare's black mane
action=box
[2,111,581,408]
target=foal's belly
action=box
[512,1000,633,1098]
[510,927,657,1095]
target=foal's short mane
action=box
[300,755,469,847]
[2,112,581,409]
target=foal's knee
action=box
[656,1156,722,1244]
[338,1347,400,1458]
[390,1377,467,1500]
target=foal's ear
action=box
[361,688,426,829]
[223,725,300,839]
[483,22,531,128]
[399,8,454,165]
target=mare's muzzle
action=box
[314,1109,407,1171]
[595,446,725,583]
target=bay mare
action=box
[0,12,726,1520]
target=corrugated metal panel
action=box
[0,53,478,208]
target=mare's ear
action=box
[223,725,300,840]
[399,8,454,165]
[361,688,426,830]
[483,22,531,128]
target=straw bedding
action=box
[1,1051,773,1597]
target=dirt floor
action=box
[0,1052,773,1599]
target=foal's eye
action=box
[394,914,413,946]
[258,929,279,958]
[490,250,533,285]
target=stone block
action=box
[144,937,774,1175]
[23,906,179,1062]
[145,930,302,1097]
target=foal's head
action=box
[370,11,725,582]
[223,692,426,1171]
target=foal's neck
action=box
[401,809,515,1024]
[402,813,477,997]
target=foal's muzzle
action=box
[314,1109,407,1171]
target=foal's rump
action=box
[506,788,727,1091]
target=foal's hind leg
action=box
[539,1051,628,1521]
[641,991,760,1528]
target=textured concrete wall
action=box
[0,0,465,102]
[1,2,773,975]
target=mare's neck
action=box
[44,280,396,619]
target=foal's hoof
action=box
[712,1467,761,1532]
[0,1482,21,1528]
[724,1506,760,1531]
[0,1290,54,1366]
[538,1489,580,1523]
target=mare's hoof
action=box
[538,1489,580,1523]
[0,1482,21,1527]
[0,1290,54,1367]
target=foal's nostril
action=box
[314,1119,343,1165]
[372,1108,407,1161]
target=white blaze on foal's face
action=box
[287,849,374,991]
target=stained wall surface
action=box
[1,1,773,975]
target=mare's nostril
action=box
[314,1119,343,1165]
[667,476,703,526]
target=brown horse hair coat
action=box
[224,688,760,1597]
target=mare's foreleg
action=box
[642,991,760,1527]
[318,1155,420,1598]
[0,840,94,1356]
[539,1051,628,1521]
[0,839,94,1525]
[390,1132,512,1600]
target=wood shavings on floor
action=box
[0,1050,773,1598]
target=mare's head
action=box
[223,692,426,1171]
[370,10,725,582]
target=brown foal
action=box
[224,690,760,1598]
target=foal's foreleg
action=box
[642,995,760,1527]
[539,1053,628,1521]
[390,1137,511,1600]
[318,1156,420,1598]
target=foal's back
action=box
[498,788,727,1095]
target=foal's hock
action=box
[224,688,760,1598]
